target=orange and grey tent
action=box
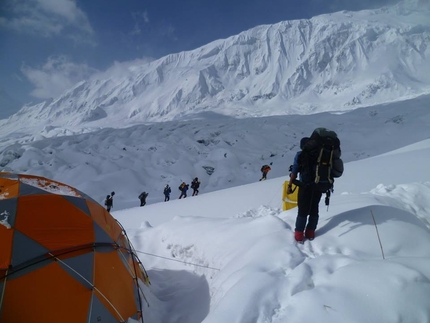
[0,173,149,323]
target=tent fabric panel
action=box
[15,195,95,250]
[118,249,133,274]
[128,255,145,281]
[88,293,121,323]
[0,178,20,199]
[0,173,16,179]
[94,251,138,321]
[75,188,99,205]
[93,221,115,244]
[52,244,94,259]
[10,229,50,268]
[59,251,94,289]
[18,182,52,196]
[6,255,55,281]
[116,233,131,249]
[118,250,141,283]
[18,174,82,197]
[0,197,18,227]
[0,262,91,323]
[0,198,17,269]
[63,195,91,217]
[87,200,123,240]
[0,227,13,270]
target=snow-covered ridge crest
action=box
[2,0,430,136]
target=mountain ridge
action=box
[1,0,430,136]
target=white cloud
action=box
[21,56,154,99]
[142,11,150,23]
[0,0,93,41]
[90,58,154,81]
[21,55,97,99]
[131,10,150,36]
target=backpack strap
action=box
[314,146,334,184]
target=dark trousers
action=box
[140,199,146,206]
[192,189,199,196]
[295,185,322,232]
[260,172,268,181]
[164,195,170,201]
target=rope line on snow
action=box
[370,209,386,260]
[266,177,288,209]
[134,250,221,271]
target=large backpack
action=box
[298,128,344,192]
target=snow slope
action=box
[110,137,430,323]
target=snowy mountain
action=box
[1,0,430,136]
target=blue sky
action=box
[0,0,395,112]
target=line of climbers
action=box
[103,162,274,212]
[104,128,343,245]
[179,177,201,199]
[103,178,202,211]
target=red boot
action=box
[294,231,304,242]
[305,229,315,240]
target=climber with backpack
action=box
[287,128,344,242]
[191,177,201,196]
[138,191,149,207]
[259,163,272,181]
[163,184,171,202]
[178,182,189,199]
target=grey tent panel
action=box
[93,222,115,244]
[87,292,120,323]
[75,188,99,205]
[18,182,52,196]
[8,230,54,280]
[11,230,50,267]
[59,252,94,289]
[0,173,18,180]
[0,197,17,227]
[62,195,91,217]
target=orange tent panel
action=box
[1,262,91,323]
[15,195,94,250]
[94,251,138,321]
[0,178,20,199]
[0,227,14,269]
[87,199,123,240]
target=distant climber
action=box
[104,191,115,212]
[138,191,148,207]
[163,184,171,202]
[259,164,272,181]
[191,177,201,196]
[178,182,189,199]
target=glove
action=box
[287,185,293,194]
